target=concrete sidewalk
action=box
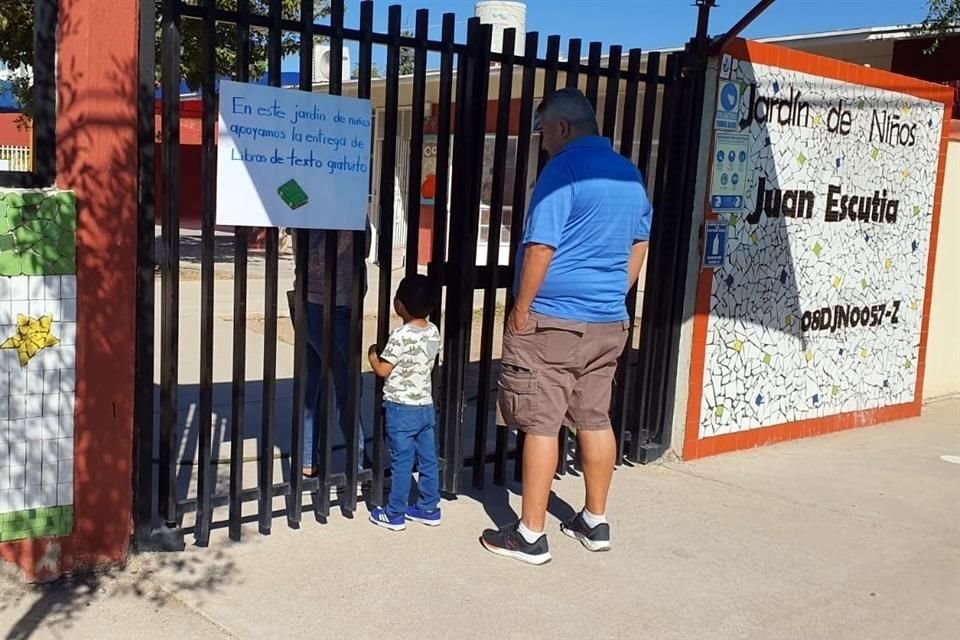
[2,400,959,639]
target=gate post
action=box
[438,19,493,494]
[629,10,715,463]
[0,0,141,580]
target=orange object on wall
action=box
[0,114,31,147]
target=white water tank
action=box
[475,1,526,55]
[313,44,352,84]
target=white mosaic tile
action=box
[0,275,77,515]
[699,61,944,439]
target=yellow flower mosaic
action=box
[1,314,60,367]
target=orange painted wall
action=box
[0,0,139,580]
[0,114,31,147]
[681,39,954,461]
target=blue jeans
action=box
[384,402,440,519]
[302,303,365,469]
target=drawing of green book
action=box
[278,179,309,209]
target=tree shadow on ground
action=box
[0,549,236,640]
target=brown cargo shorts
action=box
[496,312,630,437]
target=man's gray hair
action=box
[536,88,599,135]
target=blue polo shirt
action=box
[516,136,653,323]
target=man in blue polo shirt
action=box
[480,88,652,565]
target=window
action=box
[0,0,57,188]
[478,134,539,266]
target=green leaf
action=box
[55,192,76,206]
[21,192,44,206]
[55,207,77,231]
[39,197,59,219]
[19,250,44,275]
[36,240,61,262]
[5,193,25,209]
[52,255,75,275]
[20,204,39,223]
[40,220,60,241]
[0,250,22,276]
[58,233,76,259]
[13,226,41,248]
[7,206,23,228]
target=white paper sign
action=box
[216,80,372,230]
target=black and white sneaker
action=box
[560,512,611,552]
[479,523,552,566]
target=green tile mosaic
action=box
[0,191,76,277]
[0,506,73,542]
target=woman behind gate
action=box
[292,222,372,479]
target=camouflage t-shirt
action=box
[380,322,441,406]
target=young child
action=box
[367,274,442,531]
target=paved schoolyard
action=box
[2,399,958,639]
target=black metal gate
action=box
[134,0,709,547]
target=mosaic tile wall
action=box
[0,191,76,542]
[699,61,945,439]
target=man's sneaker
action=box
[406,506,442,527]
[560,512,611,552]
[369,507,406,531]
[479,523,552,566]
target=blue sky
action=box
[283,0,930,71]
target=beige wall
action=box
[783,39,894,71]
[924,138,960,400]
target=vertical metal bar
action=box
[565,38,582,89]
[610,48,643,463]
[258,0,283,535]
[133,0,157,543]
[287,0,315,527]
[404,9,429,277]
[228,0,252,543]
[352,0,383,510]
[637,52,662,180]
[601,46,621,142]
[618,50,661,457]
[556,429,569,476]
[527,33,559,482]
[652,56,682,213]
[315,240,337,521]
[440,18,491,494]
[328,0,358,513]
[631,53,683,461]
[493,428,509,487]
[498,30,538,486]
[372,4,403,506]
[472,27,516,490]
[428,13,456,317]
[533,34,560,182]
[193,0,218,546]
[442,46,471,488]
[513,431,525,483]
[31,0,56,184]
[346,0,374,514]
[653,49,709,458]
[542,35,561,103]
[158,0,181,527]
[428,13,456,457]
[584,41,603,111]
